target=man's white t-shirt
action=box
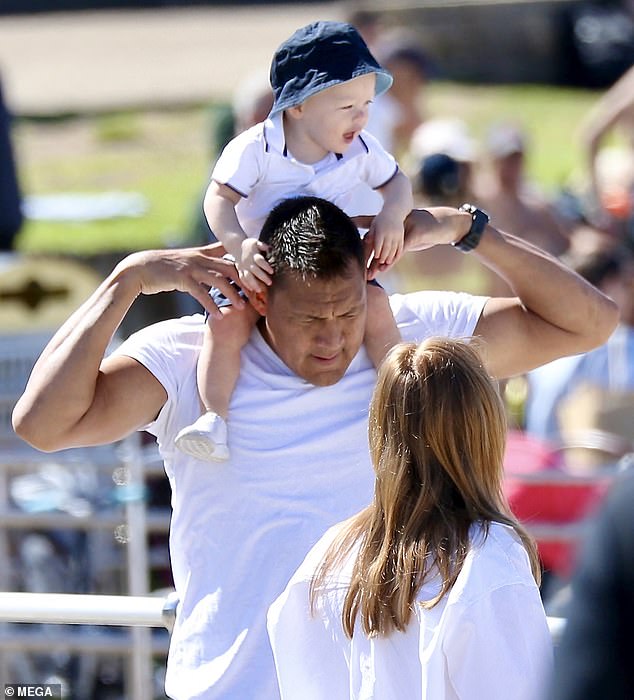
[268,521,553,700]
[113,290,487,700]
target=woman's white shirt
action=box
[267,521,553,700]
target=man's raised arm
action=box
[12,245,241,452]
[402,207,619,378]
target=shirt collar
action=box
[263,112,286,155]
[263,112,364,162]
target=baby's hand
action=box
[368,210,405,268]
[238,238,273,293]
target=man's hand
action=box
[238,237,273,293]
[120,244,245,319]
[13,242,253,452]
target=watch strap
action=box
[453,203,490,252]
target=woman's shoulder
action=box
[464,521,535,587]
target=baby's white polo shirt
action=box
[211,113,399,237]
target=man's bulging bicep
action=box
[91,355,168,442]
[475,296,590,380]
[14,355,167,452]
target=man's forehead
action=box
[273,269,366,309]
[275,261,363,287]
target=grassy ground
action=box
[13,107,214,254]
[12,83,601,255]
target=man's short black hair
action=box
[259,196,365,283]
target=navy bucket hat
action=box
[269,21,393,116]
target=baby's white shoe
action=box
[175,412,230,462]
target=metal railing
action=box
[0,588,567,647]
[0,589,567,641]
[0,593,174,684]
[0,591,178,631]
[0,432,170,698]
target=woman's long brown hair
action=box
[310,338,540,638]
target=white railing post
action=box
[0,445,12,685]
[121,435,153,700]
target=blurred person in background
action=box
[346,7,432,160]
[409,117,478,194]
[216,70,275,155]
[580,63,634,236]
[366,33,432,159]
[0,71,23,251]
[389,122,494,297]
[550,468,634,700]
[344,6,386,52]
[477,122,571,258]
[524,238,634,445]
[417,152,474,208]
[389,151,489,295]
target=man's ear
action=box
[249,289,268,316]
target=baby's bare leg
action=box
[364,283,402,369]
[198,304,260,418]
[175,303,260,461]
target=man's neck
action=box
[256,315,273,350]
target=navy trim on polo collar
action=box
[264,113,368,165]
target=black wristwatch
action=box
[453,203,490,252]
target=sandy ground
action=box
[0,3,340,116]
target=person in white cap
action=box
[478,122,571,265]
